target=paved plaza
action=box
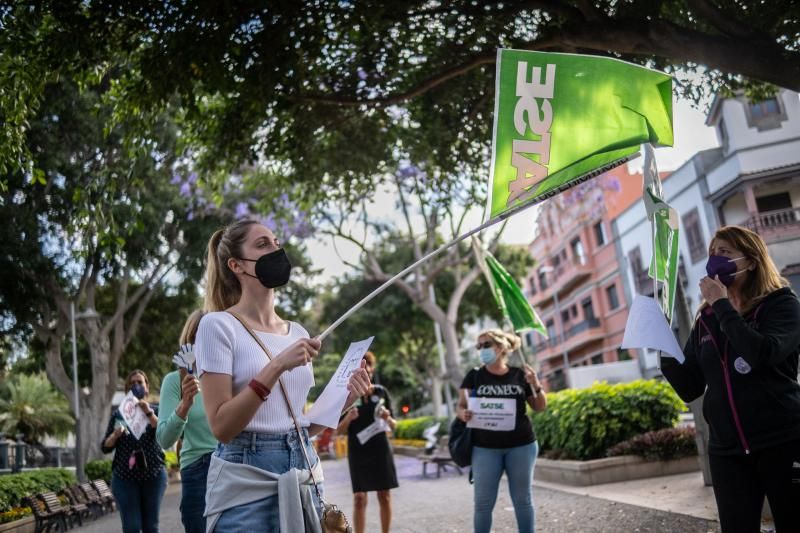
[82,454,721,532]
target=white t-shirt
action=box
[195,311,315,433]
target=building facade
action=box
[614,89,800,375]
[526,89,800,389]
[523,165,651,390]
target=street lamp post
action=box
[70,303,99,482]
[540,266,570,389]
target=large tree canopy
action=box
[2,1,798,198]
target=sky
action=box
[305,96,721,283]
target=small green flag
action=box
[489,49,673,219]
[643,144,679,322]
[473,240,547,336]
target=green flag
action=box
[489,49,673,218]
[642,144,679,322]
[473,240,547,336]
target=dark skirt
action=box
[347,434,399,493]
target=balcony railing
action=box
[564,317,601,339]
[744,207,800,231]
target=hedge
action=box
[164,450,179,470]
[607,426,698,461]
[85,459,112,483]
[531,379,686,460]
[394,416,448,440]
[0,469,76,513]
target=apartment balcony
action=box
[531,317,605,362]
[532,259,594,308]
[742,207,800,244]
[564,317,601,340]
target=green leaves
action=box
[0,373,74,443]
[531,379,686,460]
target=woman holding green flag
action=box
[457,328,547,533]
[661,226,800,532]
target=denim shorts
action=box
[210,428,323,532]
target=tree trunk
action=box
[80,397,111,463]
[438,317,465,391]
[429,374,443,418]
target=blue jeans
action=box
[472,441,538,533]
[211,428,323,532]
[180,452,211,533]
[111,469,168,533]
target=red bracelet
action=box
[248,379,271,401]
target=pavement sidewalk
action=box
[534,470,720,522]
[81,455,723,532]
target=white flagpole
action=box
[317,153,638,341]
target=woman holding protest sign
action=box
[457,328,547,533]
[156,310,217,533]
[660,226,800,533]
[337,351,398,533]
[196,219,372,531]
[101,369,167,533]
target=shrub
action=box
[393,416,448,440]
[531,379,686,460]
[164,450,179,470]
[0,469,76,513]
[389,438,427,448]
[0,507,32,524]
[607,426,698,461]
[85,459,112,483]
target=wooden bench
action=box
[80,482,114,514]
[38,491,83,529]
[74,483,106,517]
[419,436,463,478]
[90,479,116,512]
[61,485,100,521]
[22,495,67,533]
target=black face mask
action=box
[238,248,292,288]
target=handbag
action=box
[448,417,472,467]
[448,368,478,468]
[229,312,353,533]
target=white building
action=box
[614,89,800,374]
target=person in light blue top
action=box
[156,310,217,533]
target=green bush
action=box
[0,468,76,513]
[394,416,448,440]
[85,459,112,483]
[164,450,179,470]
[531,379,686,460]
[607,426,698,461]
[0,507,32,524]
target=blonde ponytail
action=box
[203,220,258,312]
[179,309,206,344]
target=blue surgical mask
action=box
[479,348,497,365]
[131,383,146,400]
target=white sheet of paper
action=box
[307,336,375,428]
[356,418,389,445]
[118,392,149,440]
[466,397,516,431]
[621,294,685,363]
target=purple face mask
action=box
[706,255,746,287]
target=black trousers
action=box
[709,439,800,533]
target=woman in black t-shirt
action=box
[457,329,547,533]
[337,351,398,533]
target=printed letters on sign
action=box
[508,62,556,207]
